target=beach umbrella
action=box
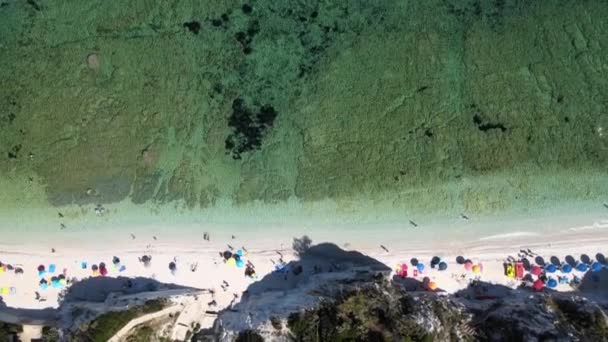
[596,253,606,265]
[416,263,425,272]
[400,263,408,276]
[226,257,236,266]
[545,264,557,273]
[236,259,245,268]
[438,261,448,271]
[410,258,419,266]
[464,261,473,271]
[533,279,544,291]
[236,249,244,257]
[456,256,465,264]
[591,262,602,272]
[561,264,572,273]
[169,262,177,272]
[547,278,558,288]
[431,256,440,268]
[99,265,108,276]
[91,264,98,271]
[14,267,23,275]
[37,265,45,272]
[472,265,481,274]
[48,264,56,273]
[81,262,87,269]
[223,251,233,260]
[531,265,542,276]
[112,256,120,265]
[576,263,588,272]
[580,254,591,265]
[428,281,438,290]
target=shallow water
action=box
[1,0,607,229]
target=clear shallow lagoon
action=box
[1,0,607,232]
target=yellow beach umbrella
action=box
[226,257,237,266]
[472,265,481,274]
[1,287,8,295]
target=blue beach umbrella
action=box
[236,249,244,257]
[48,264,56,273]
[561,264,572,273]
[576,263,588,272]
[236,259,244,268]
[547,278,558,288]
[545,264,557,273]
[416,263,425,272]
[591,262,602,272]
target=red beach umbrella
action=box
[533,279,544,291]
[531,265,542,276]
[464,261,473,271]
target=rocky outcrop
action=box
[194,243,608,342]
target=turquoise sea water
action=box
[0,0,607,234]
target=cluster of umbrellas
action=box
[221,249,258,278]
[394,257,450,290]
[36,264,66,290]
[221,249,246,268]
[39,274,66,289]
[528,253,606,291]
[91,263,108,276]
[0,262,22,275]
[456,256,483,274]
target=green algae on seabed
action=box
[0,0,607,218]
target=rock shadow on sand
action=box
[60,276,197,303]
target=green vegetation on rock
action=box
[70,299,165,342]
[287,285,467,342]
[0,321,22,341]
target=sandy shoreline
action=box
[0,206,606,317]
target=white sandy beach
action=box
[0,204,607,327]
